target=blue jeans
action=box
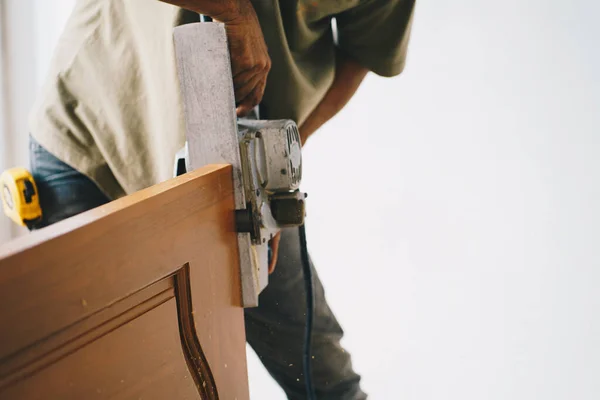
[29,137,366,399]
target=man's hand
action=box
[225,13,271,117]
[268,232,281,274]
[160,0,271,116]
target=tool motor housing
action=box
[237,119,306,244]
[238,119,302,193]
[175,119,306,243]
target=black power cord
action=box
[299,224,316,399]
[267,225,315,399]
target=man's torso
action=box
[30,0,411,198]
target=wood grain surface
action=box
[0,164,249,400]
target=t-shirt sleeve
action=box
[335,0,416,77]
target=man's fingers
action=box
[236,101,253,117]
[268,232,281,274]
[236,81,266,117]
[234,73,262,104]
[222,9,272,115]
[233,66,260,88]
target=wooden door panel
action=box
[0,165,249,400]
[2,298,202,400]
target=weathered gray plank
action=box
[173,22,264,307]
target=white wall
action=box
[0,0,36,241]
[1,0,599,399]
[0,0,75,241]
[0,0,8,242]
[250,0,600,399]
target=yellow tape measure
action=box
[0,167,42,227]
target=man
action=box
[29,0,415,398]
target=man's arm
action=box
[299,49,369,144]
[303,0,415,142]
[159,0,246,20]
[160,0,271,116]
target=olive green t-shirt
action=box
[29,0,415,199]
